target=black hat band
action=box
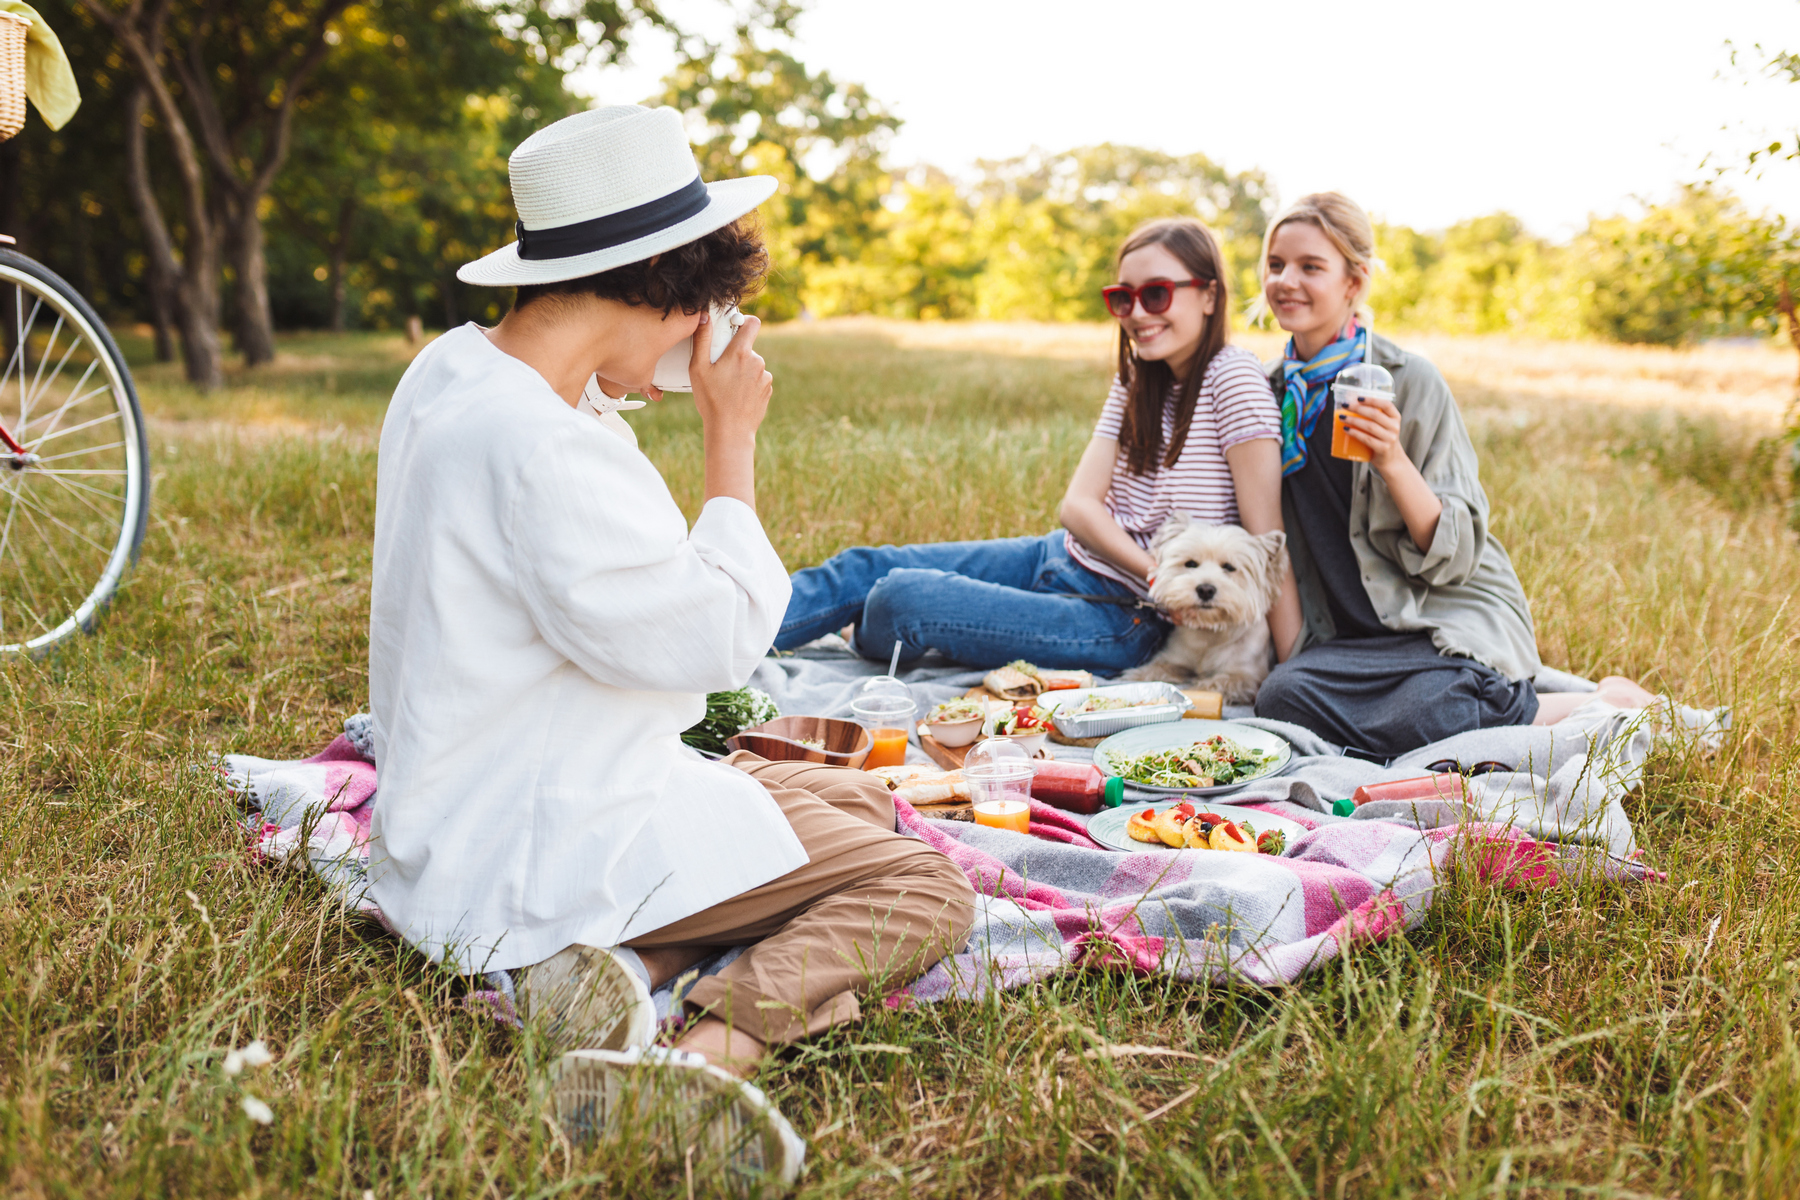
[514,175,711,262]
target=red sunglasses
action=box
[1102,278,1211,318]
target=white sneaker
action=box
[516,945,655,1052]
[551,1046,806,1191]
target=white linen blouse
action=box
[367,324,805,972]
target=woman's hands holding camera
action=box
[689,310,772,510]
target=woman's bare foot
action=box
[675,1015,766,1079]
[1533,675,1658,725]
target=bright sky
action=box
[577,0,1800,238]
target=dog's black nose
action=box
[1196,583,1216,602]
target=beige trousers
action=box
[624,751,976,1045]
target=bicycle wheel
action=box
[0,248,150,655]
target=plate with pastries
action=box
[1086,798,1306,856]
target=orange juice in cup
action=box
[852,677,916,770]
[1329,362,1395,463]
[964,739,1035,835]
[865,726,911,769]
[972,798,1031,832]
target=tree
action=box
[652,0,898,319]
[271,2,577,332]
[1576,184,1799,346]
[72,0,353,383]
[68,0,674,385]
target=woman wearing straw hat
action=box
[367,104,974,1186]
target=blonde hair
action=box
[1247,191,1378,326]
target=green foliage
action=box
[1577,185,1800,346]
[650,1,900,320]
[1362,189,1798,346]
[802,146,1273,322]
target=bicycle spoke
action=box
[21,358,103,440]
[23,312,63,426]
[10,500,73,631]
[30,409,122,448]
[26,322,78,420]
[0,487,18,641]
[39,470,123,527]
[32,468,129,477]
[10,482,113,558]
[34,440,125,463]
[31,473,124,504]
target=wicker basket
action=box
[0,14,28,144]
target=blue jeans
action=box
[775,531,1171,673]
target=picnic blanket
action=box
[216,650,1723,1007]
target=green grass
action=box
[3,321,1798,1197]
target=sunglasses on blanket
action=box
[1101,278,1211,318]
[1425,759,1515,777]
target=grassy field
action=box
[2,319,1798,1198]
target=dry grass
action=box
[2,320,1798,1198]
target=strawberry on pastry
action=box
[1126,808,1161,844]
[1151,802,1195,848]
[1207,820,1258,853]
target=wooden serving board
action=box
[918,728,1054,771]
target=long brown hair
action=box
[1115,217,1230,477]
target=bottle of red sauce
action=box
[1029,760,1125,814]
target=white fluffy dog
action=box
[1123,514,1288,704]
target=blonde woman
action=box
[1251,192,1651,757]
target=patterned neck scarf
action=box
[1278,321,1366,477]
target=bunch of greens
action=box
[681,687,780,756]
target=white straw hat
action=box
[457,105,778,287]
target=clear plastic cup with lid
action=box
[1329,361,1395,463]
[964,738,1035,832]
[851,675,916,769]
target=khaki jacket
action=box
[1268,334,1541,681]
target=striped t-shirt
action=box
[1064,345,1281,596]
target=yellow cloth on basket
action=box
[0,0,79,132]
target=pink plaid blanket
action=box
[886,795,1653,1001]
[218,715,1661,999]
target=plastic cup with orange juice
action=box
[965,739,1035,834]
[852,676,916,770]
[1329,361,1395,463]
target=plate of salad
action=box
[1093,719,1292,795]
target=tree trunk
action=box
[327,196,354,333]
[95,14,226,389]
[123,84,222,387]
[226,198,276,366]
[146,259,176,363]
[176,266,224,387]
[123,85,222,387]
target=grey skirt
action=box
[1253,633,1539,761]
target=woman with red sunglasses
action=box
[774,216,1297,672]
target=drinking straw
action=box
[888,639,903,678]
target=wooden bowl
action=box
[727,716,873,770]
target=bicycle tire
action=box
[0,247,151,655]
